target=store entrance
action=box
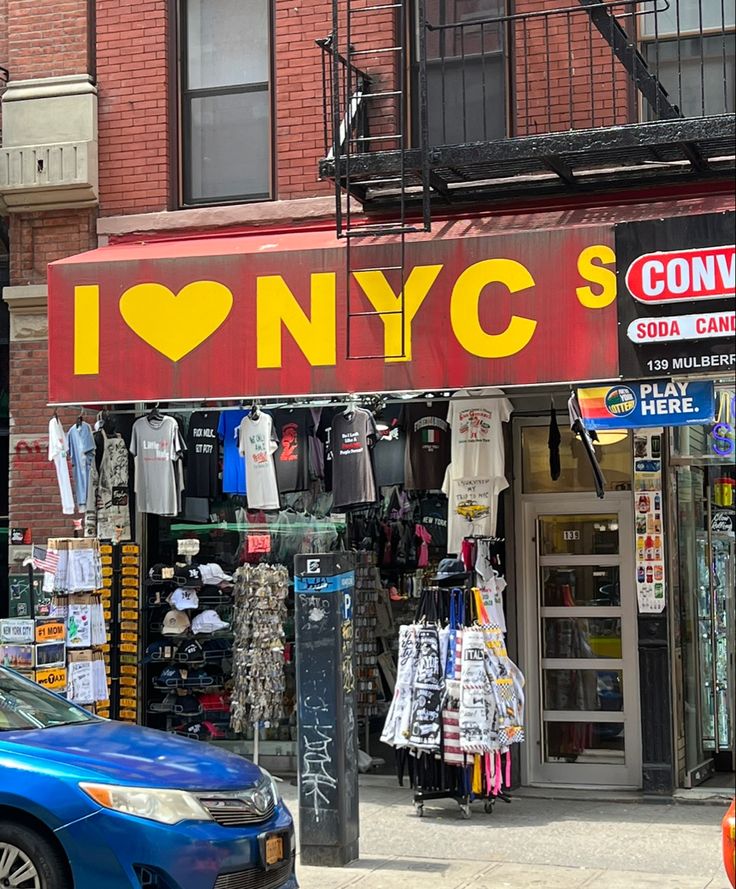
[521,496,642,788]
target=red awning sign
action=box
[627,310,736,345]
[625,244,735,304]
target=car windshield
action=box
[0,668,98,731]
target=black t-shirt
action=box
[402,401,451,490]
[316,407,337,492]
[271,409,310,493]
[419,492,449,552]
[372,404,406,488]
[185,411,220,499]
[331,409,379,509]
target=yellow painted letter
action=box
[257,273,336,368]
[74,284,99,375]
[352,265,442,362]
[450,259,537,358]
[576,244,617,308]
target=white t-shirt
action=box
[238,413,280,510]
[442,473,507,555]
[446,389,512,481]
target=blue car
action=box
[0,667,298,889]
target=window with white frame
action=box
[641,0,735,118]
[180,0,272,205]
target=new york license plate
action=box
[265,834,285,866]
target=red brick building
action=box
[1,0,734,793]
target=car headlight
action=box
[258,768,281,806]
[80,783,213,825]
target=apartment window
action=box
[180,0,272,205]
[641,1,735,118]
[420,0,507,145]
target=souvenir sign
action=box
[578,380,715,431]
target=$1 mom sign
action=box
[48,221,620,403]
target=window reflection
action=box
[542,567,620,607]
[544,669,623,712]
[545,721,625,764]
[544,617,622,659]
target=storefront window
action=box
[538,514,620,556]
[544,721,625,764]
[542,566,621,607]
[521,425,632,494]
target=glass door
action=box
[524,499,641,787]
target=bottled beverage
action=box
[645,535,654,560]
[646,566,653,583]
[654,564,664,581]
[654,582,664,599]
[637,566,645,584]
[638,494,650,514]
[654,492,661,511]
[653,535,662,559]
[651,436,661,459]
[637,537,645,559]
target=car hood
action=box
[2,720,264,791]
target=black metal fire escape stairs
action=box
[318,0,432,360]
[318,0,734,215]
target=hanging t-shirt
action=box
[331,408,379,509]
[442,473,505,555]
[67,421,96,511]
[419,492,448,551]
[372,404,406,488]
[130,415,185,516]
[402,401,451,490]
[271,409,310,493]
[316,407,337,491]
[49,416,75,515]
[218,410,247,495]
[446,389,512,481]
[185,411,220,499]
[237,412,280,510]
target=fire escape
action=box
[319,0,735,358]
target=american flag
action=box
[32,545,59,574]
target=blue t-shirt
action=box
[218,410,247,494]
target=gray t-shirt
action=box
[130,416,185,516]
[331,408,379,509]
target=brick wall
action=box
[9,210,96,286]
[6,0,88,80]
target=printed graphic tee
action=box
[316,407,338,491]
[442,473,505,555]
[130,415,185,516]
[402,401,451,490]
[237,412,280,510]
[331,408,379,509]
[218,410,247,495]
[372,404,406,488]
[271,409,310,493]
[446,389,512,481]
[185,411,220,499]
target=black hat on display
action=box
[177,639,205,666]
[174,566,203,589]
[153,666,183,688]
[181,668,217,689]
[172,693,203,715]
[142,640,178,664]
[434,558,469,584]
[149,692,178,713]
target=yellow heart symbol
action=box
[119,281,233,362]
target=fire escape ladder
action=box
[320,0,432,360]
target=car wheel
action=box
[0,822,69,889]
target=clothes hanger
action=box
[76,408,84,428]
[250,399,261,420]
[343,394,357,419]
[147,402,163,422]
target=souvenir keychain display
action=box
[230,563,290,760]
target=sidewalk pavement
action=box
[281,778,733,889]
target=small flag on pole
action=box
[31,545,59,575]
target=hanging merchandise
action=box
[402,401,451,491]
[331,405,379,510]
[130,412,185,516]
[475,539,507,633]
[271,408,311,494]
[354,553,382,718]
[48,414,75,515]
[230,564,289,734]
[41,538,103,594]
[316,406,338,490]
[85,427,131,542]
[218,409,248,495]
[237,409,280,510]
[372,404,406,488]
[184,410,220,500]
[67,417,96,512]
[446,389,512,482]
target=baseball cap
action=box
[181,668,217,688]
[172,693,203,715]
[149,692,178,712]
[200,638,232,660]
[161,610,191,636]
[191,610,230,635]
[177,639,205,665]
[143,640,178,664]
[148,564,176,583]
[198,692,231,713]
[167,587,200,611]
[198,563,234,586]
[434,558,469,583]
[174,566,203,588]
[173,721,226,741]
[153,666,183,688]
